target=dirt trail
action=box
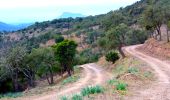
[18,63,112,100]
[124,45,170,100]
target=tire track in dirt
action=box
[124,45,170,100]
[18,63,111,100]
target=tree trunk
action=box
[49,67,54,84]
[67,69,72,76]
[28,72,35,88]
[118,45,125,58]
[156,26,161,41]
[13,71,19,92]
[45,73,50,85]
[167,28,169,42]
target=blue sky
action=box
[0,0,139,24]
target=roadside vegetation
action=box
[0,0,169,98]
[94,55,154,99]
[60,85,104,100]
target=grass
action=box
[60,96,69,100]
[60,85,104,100]
[128,67,139,75]
[81,85,104,96]
[61,66,81,85]
[61,75,80,85]
[107,79,119,85]
[143,71,153,78]
[116,83,127,91]
[0,92,23,99]
[71,94,83,100]
[107,79,128,95]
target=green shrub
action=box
[60,96,68,100]
[107,79,119,85]
[81,85,104,96]
[128,67,139,74]
[75,48,101,65]
[105,51,119,63]
[0,92,23,98]
[61,76,80,85]
[143,71,152,78]
[107,79,128,91]
[71,94,83,100]
[116,83,127,91]
[54,35,64,43]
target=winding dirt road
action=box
[11,45,170,100]
[124,45,170,100]
[19,63,112,100]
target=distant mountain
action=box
[0,22,32,32]
[59,12,85,18]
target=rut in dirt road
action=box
[21,63,112,100]
[124,45,170,100]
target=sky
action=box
[0,0,139,24]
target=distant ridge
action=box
[59,12,85,18]
[0,22,32,32]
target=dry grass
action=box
[22,66,82,97]
[92,55,155,99]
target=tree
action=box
[167,21,170,42]
[53,35,64,43]
[143,5,164,41]
[105,51,119,63]
[54,40,77,76]
[27,47,60,85]
[106,23,129,58]
[4,46,27,92]
[127,29,148,45]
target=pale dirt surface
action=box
[12,63,112,100]
[124,45,170,100]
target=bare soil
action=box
[11,63,112,100]
[124,45,170,100]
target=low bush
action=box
[81,85,104,96]
[107,79,119,85]
[128,67,139,75]
[71,94,83,100]
[116,83,127,91]
[61,75,80,85]
[0,92,23,99]
[105,51,119,63]
[107,79,127,91]
[60,96,68,100]
[75,48,101,65]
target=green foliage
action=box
[61,75,80,85]
[116,83,127,91]
[105,51,119,63]
[128,67,139,74]
[75,48,101,65]
[71,94,83,100]
[81,85,104,96]
[107,79,119,85]
[127,29,148,45]
[0,92,23,99]
[168,21,170,29]
[143,71,152,78]
[54,40,77,75]
[53,35,64,43]
[107,23,129,47]
[107,79,127,91]
[97,37,108,49]
[60,96,68,100]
